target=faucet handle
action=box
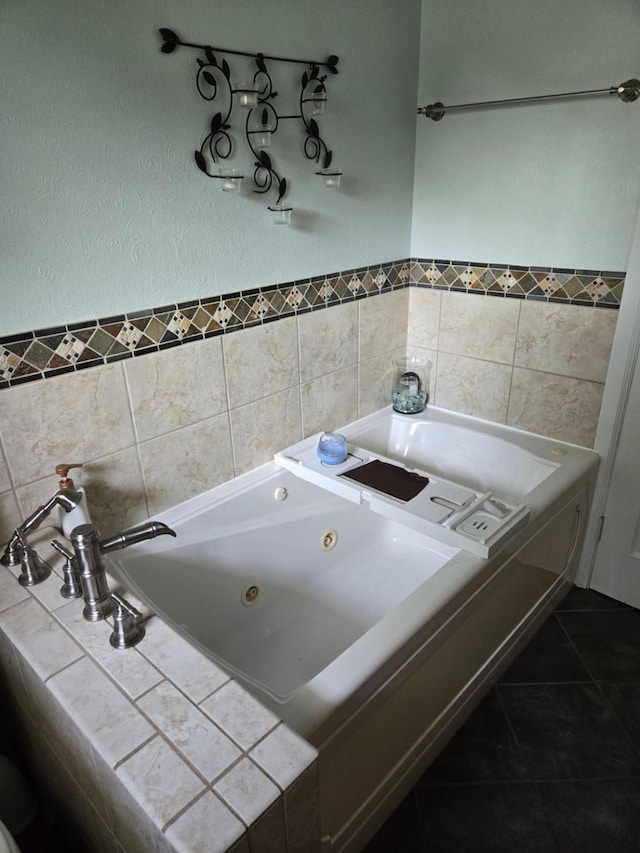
[109,592,145,649]
[51,539,83,599]
[16,530,52,587]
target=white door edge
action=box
[576,194,640,588]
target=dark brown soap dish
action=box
[340,460,429,502]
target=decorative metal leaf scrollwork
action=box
[159,28,340,205]
[159,28,179,53]
[251,149,287,203]
[300,67,334,170]
[193,57,233,176]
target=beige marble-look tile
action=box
[435,352,512,423]
[358,347,405,418]
[139,413,234,515]
[250,723,317,791]
[223,317,299,409]
[359,290,408,362]
[406,345,437,403]
[408,288,441,350]
[0,565,30,613]
[16,652,110,826]
[0,490,21,546]
[515,301,618,382]
[54,600,163,700]
[95,747,177,853]
[439,292,520,363]
[0,447,12,493]
[116,736,205,830]
[47,656,156,768]
[165,791,246,853]
[138,680,242,782]
[72,446,149,537]
[301,367,359,438]
[18,717,118,853]
[507,368,604,447]
[126,337,227,443]
[139,616,230,704]
[284,764,321,853]
[298,302,358,383]
[0,364,135,487]
[0,597,83,679]
[214,757,280,825]
[0,627,30,714]
[200,679,280,750]
[230,387,302,474]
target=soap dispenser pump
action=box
[55,463,92,538]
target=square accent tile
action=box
[117,323,143,350]
[167,312,191,338]
[55,334,85,363]
[214,304,233,327]
[23,340,55,370]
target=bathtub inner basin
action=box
[343,407,559,503]
[109,471,458,699]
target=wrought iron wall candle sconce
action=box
[159,28,341,224]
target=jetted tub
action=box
[108,406,600,853]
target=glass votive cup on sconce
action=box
[218,167,244,192]
[318,168,343,188]
[303,91,327,116]
[251,123,273,149]
[268,202,293,225]
[235,82,259,108]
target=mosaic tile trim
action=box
[410,259,625,306]
[0,259,624,389]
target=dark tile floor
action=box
[364,586,640,853]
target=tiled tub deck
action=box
[0,529,319,853]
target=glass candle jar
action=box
[268,202,293,224]
[391,356,430,414]
[317,432,348,465]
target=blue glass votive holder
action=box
[317,432,348,465]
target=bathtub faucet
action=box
[70,521,176,622]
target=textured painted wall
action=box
[1,0,420,336]
[412,0,640,268]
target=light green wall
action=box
[412,0,640,269]
[5,0,640,339]
[1,0,421,336]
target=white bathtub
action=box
[109,406,599,853]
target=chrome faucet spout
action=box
[100,521,177,554]
[70,520,177,622]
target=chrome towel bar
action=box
[418,78,640,121]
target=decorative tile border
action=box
[0,259,624,389]
[410,259,625,305]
